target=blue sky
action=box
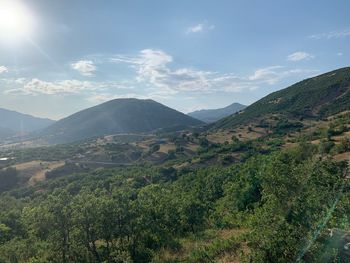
[0,0,349,119]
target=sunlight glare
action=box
[0,0,35,41]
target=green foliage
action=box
[145,144,160,156]
[183,235,242,263]
[245,152,348,262]
[0,168,19,193]
[336,137,350,153]
[318,139,335,155]
[272,119,303,135]
[0,142,350,262]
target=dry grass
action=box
[186,142,200,152]
[14,160,65,185]
[333,152,350,162]
[332,131,350,142]
[152,228,247,263]
[158,143,176,153]
[207,131,234,144]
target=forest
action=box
[1,140,349,262]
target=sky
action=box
[0,0,349,120]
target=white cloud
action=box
[248,66,284,84]
[3,78,135,97]
[187,24,204,33]
[3,49,318,102]
[309,29,350,40]
[0,66,8,74]
[111,49,318,97]
[23,79,96,95]
[186,23,215,34]
[71,60,96,76]
[287,52,314,61]
[337,52,343,56]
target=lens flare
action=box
[0,0,35,41]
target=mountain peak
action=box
[40,98,204,143]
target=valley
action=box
[1,68,350,262]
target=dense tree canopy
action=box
[0,142,349,262]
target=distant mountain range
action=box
[213,67,350,130]
[188,102,246,123]
[40,98,204,143]
[0,108,54,139]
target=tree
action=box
[0,167,19,193]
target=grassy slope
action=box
[213,67,350,130]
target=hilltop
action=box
[40,98,204,143]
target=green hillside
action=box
[40,98,203,143]
[213,67,350,129]
[1,68,350,263]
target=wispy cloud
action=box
[248,66,284,84]
[186,22,215,34]
[2,49,318,104]
[4,78,133,96]
[111,49,318,96]
[71,60,97,76]
[19,79,96,95]
[308,29,350,40]
[287,51,314,61]
[0,66,8,74]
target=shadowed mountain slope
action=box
[40,98,204,143]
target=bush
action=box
[336,137,350,153]
[220,154,234,165]
[318,139,335,154]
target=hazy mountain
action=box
[188,103,246,123]
[213,67,350,130]
[0,108,55,135]
[40,98,204,143]
[0,126,15,140]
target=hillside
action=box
[0,127,14,139]
[0,108,54,134]
[2,69,350,262]
[188,102,246,123]
[213,67,350,129]
[40,98,204,143]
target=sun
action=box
[0,0,34,41]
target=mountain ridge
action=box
[212,67,350,130]
[188,102,246,123]
[0,108,55,136]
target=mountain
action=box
[213,67,350,130]
[188,103,246,123]
[0,126,15,140]
[0,108,55,135]
[40,98,204,143]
